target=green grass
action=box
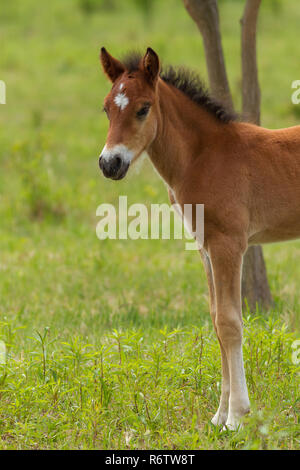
[0,0,299,450]
[0,317,298,449]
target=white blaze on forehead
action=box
[100,144,134,164]
[119,83,124,91]
[114,92,129,111]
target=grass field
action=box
[0,0,299,450]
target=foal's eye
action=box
[136,105,150,119]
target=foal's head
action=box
[99,47,160,180]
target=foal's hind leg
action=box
[200,249,230,426]
[208,236,250,430]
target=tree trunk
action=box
[241,0,273,310]
[241,244,273,311]
[183,0,273,310]
[182,0,233,110]
[241,0,261,125]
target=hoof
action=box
[221,404,250,430]
[222,412,248,431]
[222,421,242,432]
[211,410,228,427]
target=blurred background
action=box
[0,0,299,336]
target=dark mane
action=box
[122,51,237,124]
[161,66,237,123]
[122,51,142,75]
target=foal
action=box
[99,47,300,430]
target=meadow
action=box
[0,0,299,449]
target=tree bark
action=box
[182,0,233,110]
[241,0,261,125]
[241,0,273,310]
[183,0,273,310]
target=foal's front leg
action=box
[208,236,250,430]
[200,249,230,426]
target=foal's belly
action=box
[248,186,300,245]
[248,222,300,245]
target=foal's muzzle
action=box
[99,153,130,180]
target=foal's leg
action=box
[208,237,250,430]
[200,249,230,426]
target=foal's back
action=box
[235,122,300,244]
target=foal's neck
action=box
[148,78,224,189]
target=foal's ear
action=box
[100,47,125,83]
[143,47,160,86]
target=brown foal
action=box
[99,47,300,429]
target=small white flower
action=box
[0,341,6,364]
